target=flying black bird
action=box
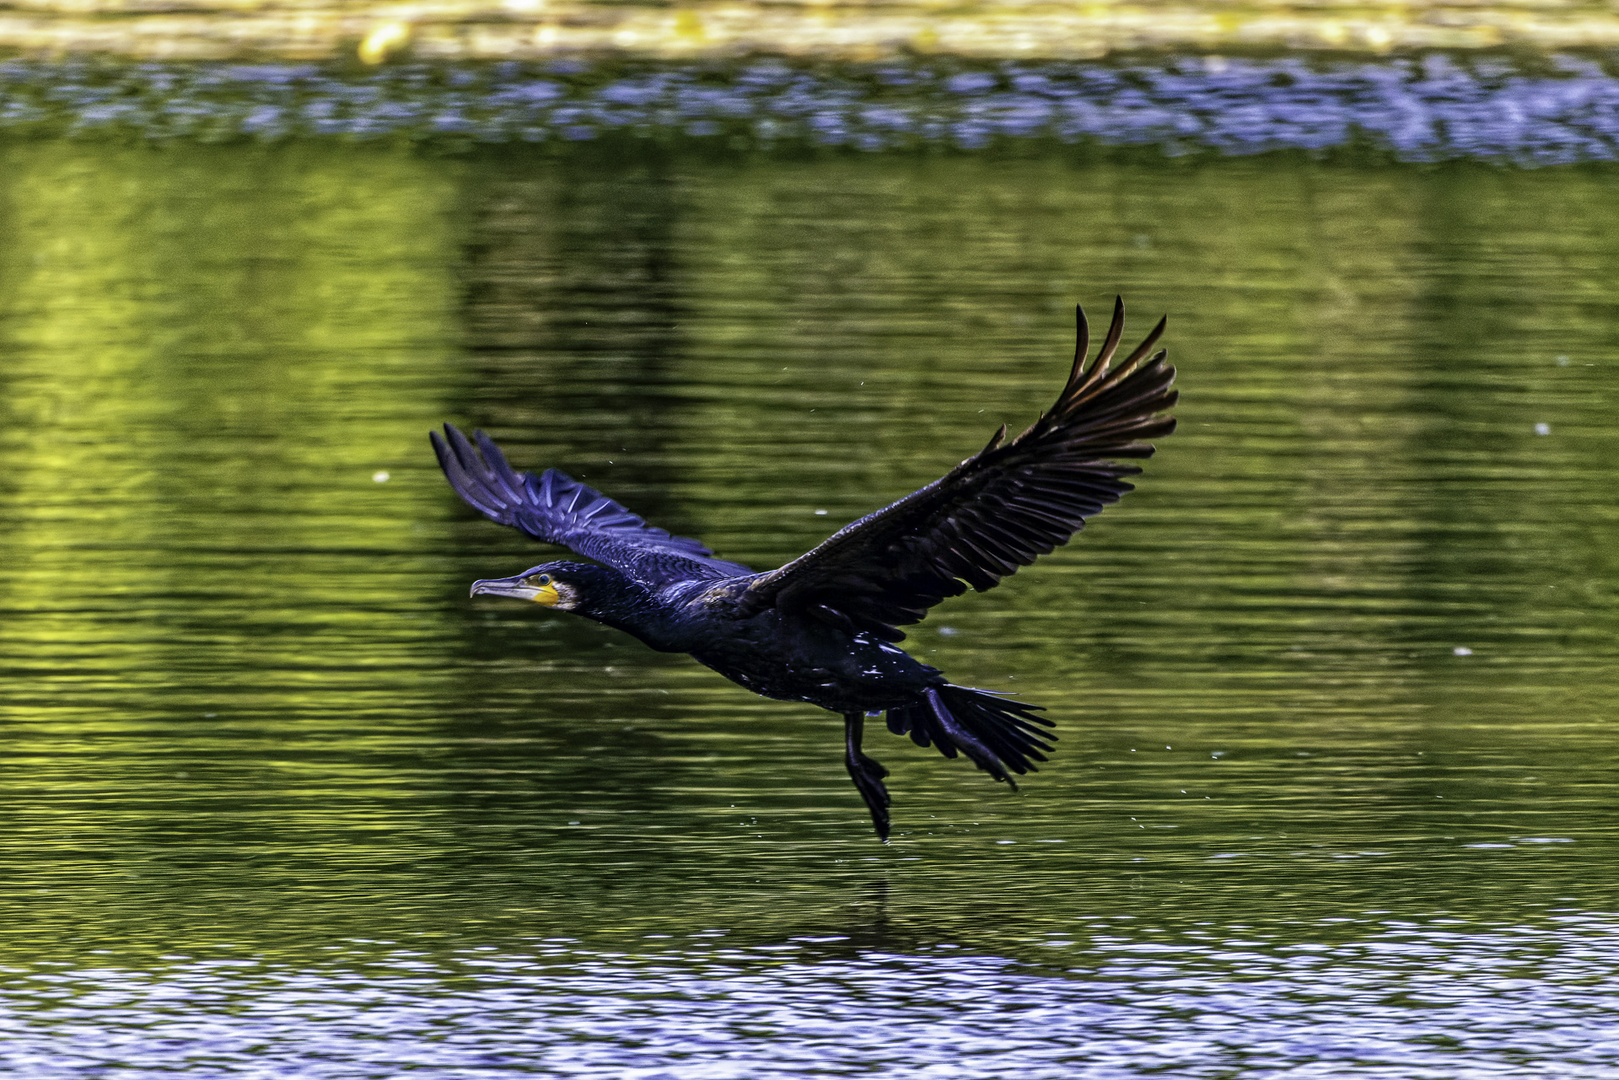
[432,299,1176,840]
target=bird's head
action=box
[470,562,675,648]
[469,562,598,610]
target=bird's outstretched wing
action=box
[431,424,753,587]
[736,299,1176,641]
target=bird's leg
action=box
[844,712,892,842]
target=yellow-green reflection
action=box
[0,146,1615,959]
[0,141,458,629]
[0,143,465,888]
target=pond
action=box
[0,135,1616,1076]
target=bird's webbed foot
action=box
[844,712,893,842]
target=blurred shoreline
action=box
[2,1,1619,63]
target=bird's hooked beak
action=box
[470,573,561,606]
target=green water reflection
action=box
[0,143,1615,962]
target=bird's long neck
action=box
[571,571,688,652]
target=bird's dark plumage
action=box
[431,425,754,586]
[433,300,1176,840]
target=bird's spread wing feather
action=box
[736,299,1176,641]
[431,424,753,587]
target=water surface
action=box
[0,142,1616,1075]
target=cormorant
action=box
[432,299,1176,840]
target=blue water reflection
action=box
[5,54,1619,161]
[4,918,1618,1077]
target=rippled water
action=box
[9,55,1619,162]
[0,141,1616,1076]
[6,920,1619,1078]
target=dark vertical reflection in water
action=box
[438,155,710,844]
[458,154,691,472]
[0,144,1615,1077]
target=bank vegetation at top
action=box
[3,0,1619,62]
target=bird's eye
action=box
[534,574,552,586]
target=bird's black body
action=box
[505,565,942,710]
[433,300,1176,839]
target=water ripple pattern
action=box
[1,131,1617,1077]
[4,54,1619,162]
[3,918,1619,1078]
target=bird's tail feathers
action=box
[886,685,1055,785]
